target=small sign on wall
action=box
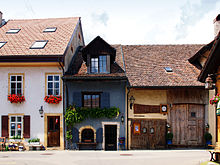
[133,122,141,135]
[160,104,168,114]
[0,137,5,144]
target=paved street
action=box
[0,150,211,165]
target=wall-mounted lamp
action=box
[205,75,213,89]
[129,96,135,109]
[121,115,124,124]
[39,106,44,118]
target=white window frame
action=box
[10,75,23,95]
[6,29,21,34]
[30,40,48,49]
[47,75,61,96]
[0,42,6,48]
[99,55,107,73]
[90,55,107,73]
[43,27,57,33]
[9,116,23,138]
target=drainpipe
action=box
[58,59,66,149]
[126,87,130,150]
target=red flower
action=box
[8,94,25,103]
[210,94,220,105]
[44,95,62,104]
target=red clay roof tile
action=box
[122,45,204,87]
[0,17,79,56]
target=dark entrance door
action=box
[105,125,117,151]
[47,116,60,147]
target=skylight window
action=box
[164,67,173,72]
[6,29,20,34]
[43,27,57,33]
[0,42,6,48]
[30,40,48,49]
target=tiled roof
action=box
[122,45,204,87]
[64,45,126,79]
[0,17,79,56]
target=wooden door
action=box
[130,119,166,149]
[170,104,205,146]
[47,116,60,147]
[105,125,117,151]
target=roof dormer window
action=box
[90,55,108,73]
[0,42,6,48]
[164,67,173,72]
[6,29,20,34]
[30,40,48,49]
[43,27,57,33]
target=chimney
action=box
[214,14,220,38]
[0,11,2,27]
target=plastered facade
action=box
[0,66,64,148]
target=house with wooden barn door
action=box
[0,13,84,150]
[122,44,214,149]
[63,36,127,150]
[189,14,220,145]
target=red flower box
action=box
[44,95,62,104]
[8,94,25,103]
[210,93,220,105]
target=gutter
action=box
[129,85,205,89]
[126,87,130,150]
[63,76,127,81]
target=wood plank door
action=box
[170,104,205,146]
[130,119,166,149]
[47,116,60,147]
[188,104,204,145]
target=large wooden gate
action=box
[130,119,166,149]
[170,104,205,146]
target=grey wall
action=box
[66,80,126,150]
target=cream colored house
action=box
[121,45,215,149]
[0,14,84,150]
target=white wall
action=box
[0,66,63,143]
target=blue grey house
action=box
[63,36,127,150]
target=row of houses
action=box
[0,12,218,150]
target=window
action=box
[43,27,57,33]
[99,56,107,73]
[164,67,173,72]
[0,42,6,48]
[90,55,107,73]
[91,58,98,73]
[30,40,48,49]
[10,75,23,95]
[47,75,60,95]
[10,116,23,138]
[6,29,20,34]
[83,94,100,108]
[191,112,196,117]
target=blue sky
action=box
[1,0,220,44]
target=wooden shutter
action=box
[23,115,30,138]
[96,128,103,143]
[106,55,110,73]
[72,92,82,107]
[72,127,79,143]
[1,116,8,137]
[100,92,110,108]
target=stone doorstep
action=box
[46,147,61,150]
